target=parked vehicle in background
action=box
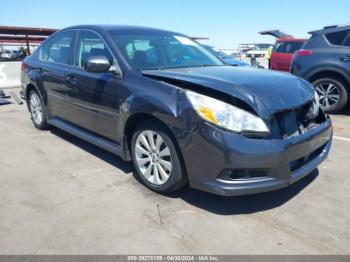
[10,50,19,59]
[21,25,332,196]
[259,30,306,72]
[0,50,20,60]
[202,45,250,66]
[246,44,272,58]
[1,50,12,59]
[291,25,350,113]
[270,38,306,72]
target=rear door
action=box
[65,29,123,142]
[37,30,75,120]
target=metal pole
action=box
[25,34,30,55]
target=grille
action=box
[270,100,325,140]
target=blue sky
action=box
[1,0,349,48]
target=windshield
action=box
[204,46,228,58]
[109,30,224,70]
[252,44,271,50]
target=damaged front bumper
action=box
[180,116,332,196]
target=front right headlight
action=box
[185,90,269,134]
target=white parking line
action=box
[333,135,350,142]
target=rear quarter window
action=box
[325,30,350,45]
[39,41,50,61]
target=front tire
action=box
[28,90,49,130]
[131,120,187,194]
[313,77,348,114]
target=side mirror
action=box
[84,56,111,73]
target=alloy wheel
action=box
[30,92,43,125]
[134,130,172,186]
[316,83,340,108]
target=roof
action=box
[64,24,183,35]
[309,24,350,34]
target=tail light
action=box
[295,49,313,56]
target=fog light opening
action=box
[219,169,268,181]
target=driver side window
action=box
[74,30,113,68]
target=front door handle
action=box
[66,74,77,86]
[340,56,350,62]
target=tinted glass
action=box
[47,31,73,64]
[273,42,284,53]
[343,35,350,47]
[326,30,350,45]
[109,30,224,70]
[204,46,227,58]
[283,42,304,53]
[74,30,113,68]
[39,41,50,61]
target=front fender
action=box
[118,88,190,139]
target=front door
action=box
[65,30,122,142]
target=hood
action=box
[142,66,314,119]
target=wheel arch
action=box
[123,112,188,176]
[124,113,178,150]
[25,83,40,111]
[307,68,350,89]
[123,112,188,186]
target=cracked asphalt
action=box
[0,88,349,254]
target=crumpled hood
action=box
[143,66,314,119]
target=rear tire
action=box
[313,77,348,114]
[131,120,187,194]
[28,90,49,130]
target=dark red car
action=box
[260,30,306,72]
[270,38,306,72]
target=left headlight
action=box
[185,90,269,133]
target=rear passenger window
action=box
[283,42,304,54]
[39,41,50,61]
[47,31,74,64]
[273,42,284,53]
[326,30,350,45]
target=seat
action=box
[132,50,148,68]
[84,48,113,65]
[57,47,69,63]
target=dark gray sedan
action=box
[21,25,332,196]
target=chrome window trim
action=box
[37,28,123,77]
